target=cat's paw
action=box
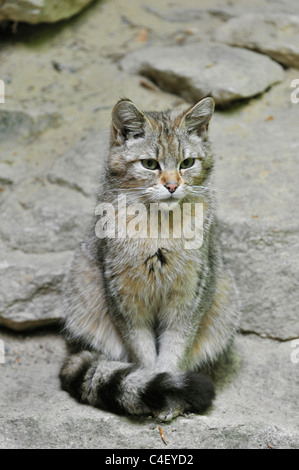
[154,402,185,422]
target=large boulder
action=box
[214,13,299,69]
[0,244,70,330]
[0,0,94,24]
[212,69,299,340]
[119,43,284,105]
[0,108,61,141]
[0,132,107,330]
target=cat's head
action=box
[107,96,215,204]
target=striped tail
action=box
[59,351,215,418]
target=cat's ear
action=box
[111,99,150,144]
[179,96,215,137]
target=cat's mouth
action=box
[159,193,182,202]
[142,184,194,204]
[152,184,186,203]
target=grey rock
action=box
[214,13,299,68]
[0,180,93,253]
[211,69,299,340]
[0,0,94,24]
[0,132,108,329]
[0,161,31,188]
[143,5,234,22]
[0,131,108,255]
[0,108,61,142]
[144,1,299,22]
[120,43,284,105]
[0,163,15,186]
[47,130,109,198]
[0,244,71,330]
[0,331,298,448]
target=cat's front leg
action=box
[114,303,158,370]
[156,301,199,373]
[152,304,214,421]
[123,324,157,370]
[156,326,192,373]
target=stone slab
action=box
[211,69,299,339]
[0,0,94,24]
[120,43,284,105]
[214,13,299,68]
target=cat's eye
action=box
[141,159,160,170]
[180,158,195,169]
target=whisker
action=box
[191,186,230,193]
[107,187,145,190]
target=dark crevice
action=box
[240,328,299,343]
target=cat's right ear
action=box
[179,96,215,137]
[111,99,150,144]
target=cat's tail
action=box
[59,351,215,418]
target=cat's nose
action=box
[165,181,179,193]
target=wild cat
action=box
[59,96,240,421]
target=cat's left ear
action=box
[111,99,151,144]
[179,96,215,137]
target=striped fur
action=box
[60,97,240,420]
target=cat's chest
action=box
[107,238,202,308]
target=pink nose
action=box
[165,181,179,193]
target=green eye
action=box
[180,158,195,169]
[142,159,160,170]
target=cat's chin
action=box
[158,191,184,202]
[157,196,182,205]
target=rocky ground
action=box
[0,0,298,449]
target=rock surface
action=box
[0,329,298,449]
[211,68,299,340]
[0,108,61,140]
[144,1,299,21]
[0,0,298,449]
[0,0,94,24]
[120,43,284,105]
[0,243,70,330]
[214,13,299,69]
